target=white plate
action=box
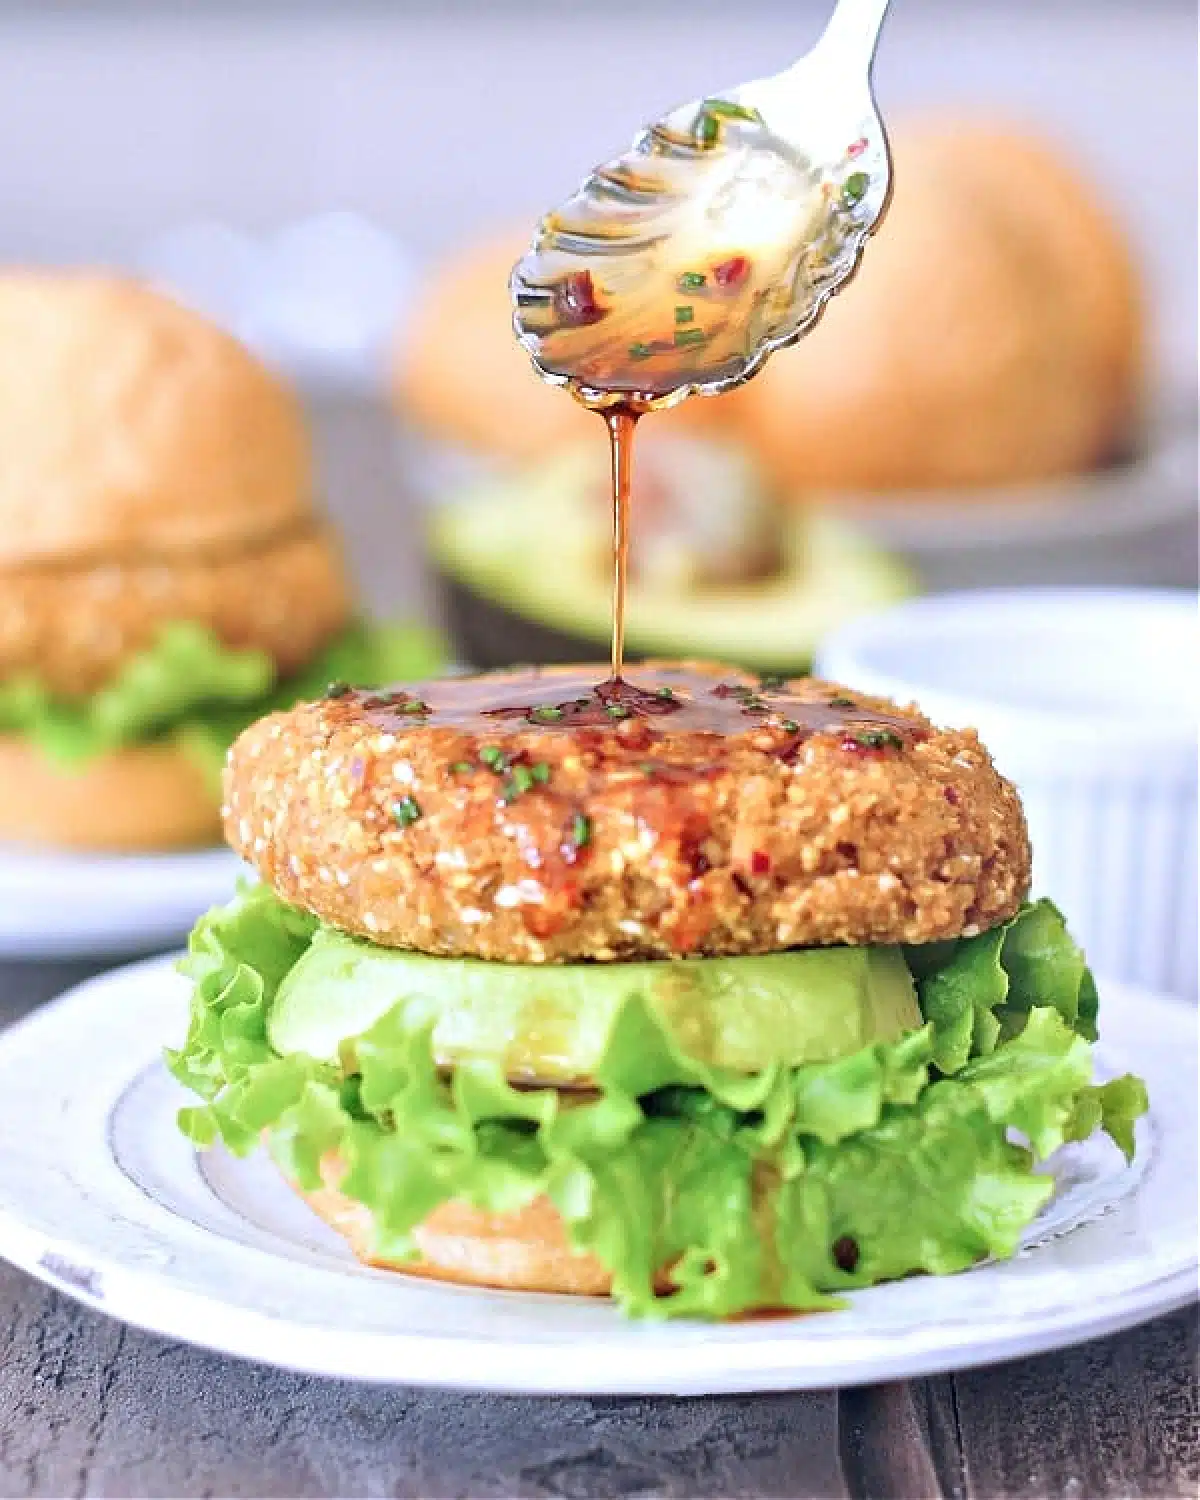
[0,957,1193,1395]
[0,847,243,958]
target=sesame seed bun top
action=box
[0,271,314,564]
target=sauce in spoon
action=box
[511,1,892,699]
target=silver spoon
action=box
[511,0,892,411]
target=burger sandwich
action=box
[0,271,442,851]
[170,662,1146,1318]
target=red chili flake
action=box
[944,785,960,806]
[750,850,771,876]
[713,255,750,288]
[680,825,712,881]
[847,137,868,158]
[554,270,604,327]
[614,717,653,751]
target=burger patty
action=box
[0,519,352,697]
[223,662,1031,962]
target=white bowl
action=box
[831,412,1198,591]
[815,589,1199,1000]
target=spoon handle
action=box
[813,0,892,70]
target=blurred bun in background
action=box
[722,115,1146,495]
[0,272,316,560]
[394,228,593,461]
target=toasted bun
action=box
[393,227,725,463]
[0,272,313,564]
[725,115,1145,495]
[304,1177,618,1296]
[0,735,220,850]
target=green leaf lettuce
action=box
[0,617,447,787]
[168,889,1147,1320]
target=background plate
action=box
[0,956,1193,1395]
[0,846,243,958]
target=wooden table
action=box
[1,401,1197,1497]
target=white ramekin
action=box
[815,589,1199,1000]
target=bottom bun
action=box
[302,1171,618,1296]
[0,735,220,851]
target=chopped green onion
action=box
[674,305,694,325]
[695,111,720,146]
[780,719,799,733]
[503,764,537,802]
[531,762,551,784]
[850,728,902,750]
[701,97,763,123]
[479,745,506,770]
[323,680,352,699]
[606,704,631,719]
[842,171,869,206]
[450,761,473,775]
[678,271,707,291]
[674,327,706,348]
[656,686,676,700]
[830,695,856,708]
[628,341,654,361]
[530,704,564,723]
[392,796,421,828]
[398,698,428,715]
[571,813,592,848]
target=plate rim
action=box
[0,953,1194,1395]
[0,846,243,959]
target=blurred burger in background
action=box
[0,272,443,851]
[393,114,1194,639]
[392,230,916,675]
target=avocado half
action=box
[427,451,917,674]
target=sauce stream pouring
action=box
[511,0,893,680]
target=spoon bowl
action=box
[511,0,892,410]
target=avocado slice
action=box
[268,928,921,1084]
[427,448,916,674]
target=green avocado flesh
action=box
[268,928,921,1083]
[427,449,915,671]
